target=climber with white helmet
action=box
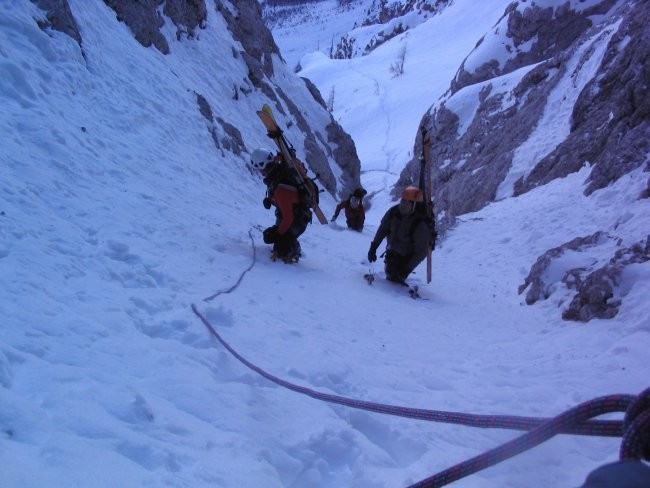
[250,148,312,263]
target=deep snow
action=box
[1,1,648,487]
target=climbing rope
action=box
[620,387,650,461]
[203,229,257,302]
[194,232,649,486]
[192,303,637,443]
[408,394,640,487]
[194,305,648,485]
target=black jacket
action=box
[370,205,430,272]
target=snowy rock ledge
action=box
[519,233,650,322]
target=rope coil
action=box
[192,304,648,486]
[195,232,649,486]
[409,395,638,487]
[620,387,650,461]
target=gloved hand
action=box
[367,245,377,263]
[263,197,272,209]
[263,226,279,244]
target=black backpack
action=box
[283,163,320,209]
[412,202,437,249]
[265,160,320,223]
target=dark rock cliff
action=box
[397,0,648,228]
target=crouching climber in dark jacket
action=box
[367,186,431,285]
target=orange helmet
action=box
[401,186,423,202]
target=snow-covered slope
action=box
[281,0,650,322]
[296,0,515,181]
[263,0,452,68]
[1,0,648,487]
[263,0,369,69]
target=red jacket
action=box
[333,199,365,227]
[271,183,300,234]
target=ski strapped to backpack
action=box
[418,126,436,284]
[257,104,328,224]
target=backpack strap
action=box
[410,208,437,244]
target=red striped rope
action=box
[192,305,649,487]
[192,304,627,437]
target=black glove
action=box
[367,245,377,263]
[263,197,272,209]
[263,226,279,244]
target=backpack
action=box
[412,202,437,249]
[265,159,321,224]
[278,163,320,226]
[283,162,320,210]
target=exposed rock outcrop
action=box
[515,0,650,196]
[518,232,607,306]
[330,0,452,59]
[450,0,618,94]
[103,0,208,54]
[217,0,280,85]
[519,232,650,322]
[103,0,170,54]
[396,0,648,236]
[30,0,82,47]
[562,236,650,321]
[518,233,649,322]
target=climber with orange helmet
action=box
[367,186,434,284]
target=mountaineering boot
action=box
[271,241,301,264]
[283,241,301,263]
[386,274,408,286]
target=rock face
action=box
[450,0,618,94]
[101,0,208,54]
[393,0,648,321]
[519,233,649,322]
[515,0,650,198]
[334,0,452,57]
[30,0,82,47]
[561,237,650,321]
[217,0,280,85]
[396,0,648,225]
[29,0,361,197]
[518,232,608,306]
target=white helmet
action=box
[250,148,275,171]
